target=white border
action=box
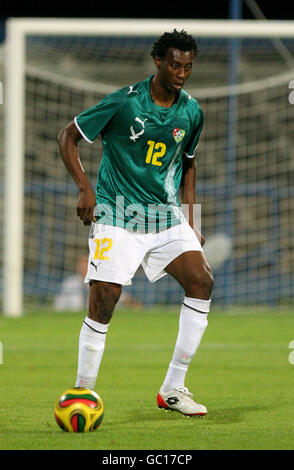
[4,18,294,316]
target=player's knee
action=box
[204,269,214,295]
[198,271,213,296]
[89,281,122,323]
[186,267,214,299]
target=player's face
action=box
[155,48,195,94]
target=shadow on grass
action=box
[0,405,268,440]
[203,405,268,425]
[104,404,269,427]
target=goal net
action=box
[1,19,294,315]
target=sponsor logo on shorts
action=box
[90,261,101,271]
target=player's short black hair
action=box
[151,29,199,59]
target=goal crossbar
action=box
[6,18,294,38]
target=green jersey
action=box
[75,75,203,232]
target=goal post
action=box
[3,17,294,316]
[3,20,26,317]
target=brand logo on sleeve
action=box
[173,128,185,143]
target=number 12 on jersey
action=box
[145,140,166,167]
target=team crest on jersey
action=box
[173,128,185,143]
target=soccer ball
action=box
[54,387,104,432]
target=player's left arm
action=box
[181,155,205,246]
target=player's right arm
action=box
[58,120,96,226]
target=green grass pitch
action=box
[0,306,294,450]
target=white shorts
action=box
[85,221,203,286]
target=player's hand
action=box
[77,187,96,225]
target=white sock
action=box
[75,316,109,390]
[161,297,210,393]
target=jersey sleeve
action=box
[74,90,126,143]
[184,106,204,158]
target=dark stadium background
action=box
[0,1,293,47]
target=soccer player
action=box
[58,29,214,416]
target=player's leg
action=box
[165,250,213,300]
[88,280,122,324]
[158,250,213,415]
[75,222,146,390]
[75,280,121,389]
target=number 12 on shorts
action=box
[93,238,113,260]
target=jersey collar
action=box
[142,75,187,117]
